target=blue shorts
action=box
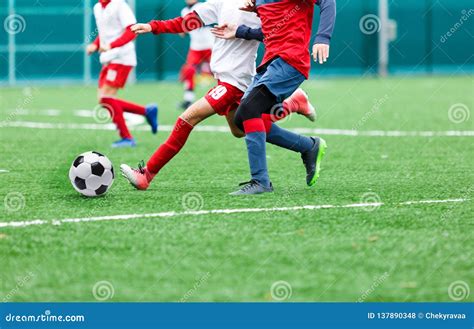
[243,57,306,103]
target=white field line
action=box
[0,198,468,229]
[1,120,473,137]
[0,169,9,173]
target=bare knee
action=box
[230,128,245,138]
[98,85,118,100]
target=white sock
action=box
[184,90,195,103]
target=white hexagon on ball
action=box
[69,151,114,197]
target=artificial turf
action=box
[0,76,472,301]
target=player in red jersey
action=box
[179,0,215,110]
[86,0,158,148]
[230,0,336,195]
[119,0,317,191]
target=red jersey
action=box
[256,0,317,78]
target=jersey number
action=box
[209,85,227,100]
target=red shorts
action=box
[205,81,244,116]
[99,63,133,89]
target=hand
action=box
[99,43,111,53]
[211,23,238,40]
[312,44,330,64]
[86,43,98,55]
[240,0,256,12]
[131,23,152,34]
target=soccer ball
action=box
[69,151,114,197]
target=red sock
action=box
[114,98,146,116]
[180,64,196,91]
[100,97,132,139]
[261,114,273,133]
[146,117,194,174]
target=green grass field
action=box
[0,76,473,302]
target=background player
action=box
[120,0,316,191]
[230,0,336,195]
[179,0,215,110]
[86,0,158,148]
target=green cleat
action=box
[301,137,327,187]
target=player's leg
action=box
[179,50,201,110]
[231,84,275,195]
[98,69,136,148]
[231,60,326,195]
[235,85,326,189]
[226,88,317,139]
[111,64,158,135]
[120,97,216,190]
[270,88,316,122]
[100,64,158,140]
[227,110,324,187]
[225,110,245,138]
[263,87,326,186]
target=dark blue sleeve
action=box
[315,0,336,45]
[235,25,264,42]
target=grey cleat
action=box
[301,137,327,187]
[229,180,274,196]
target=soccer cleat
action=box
[120,161,150,190]
[229,180,274,196]
[286,88,316,122]
[301,137,327,187]
[145,104,159,134]
[111,138,136,148]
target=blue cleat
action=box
[145,104,159,134]
[111,138,136,148]
[229,180,274,196]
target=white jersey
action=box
[181,4,214,51]
[194,0,261,92]
[93,0,137,66]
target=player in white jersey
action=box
[86,0,158,148]
[179,0,215,110]
[120,0,315,190]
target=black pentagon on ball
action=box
[92,151,105,157]
[95,185,108,196]
[90,162,105,176]
[111,166,115,178]
[74,177,87,190]
[73,156,84,167]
